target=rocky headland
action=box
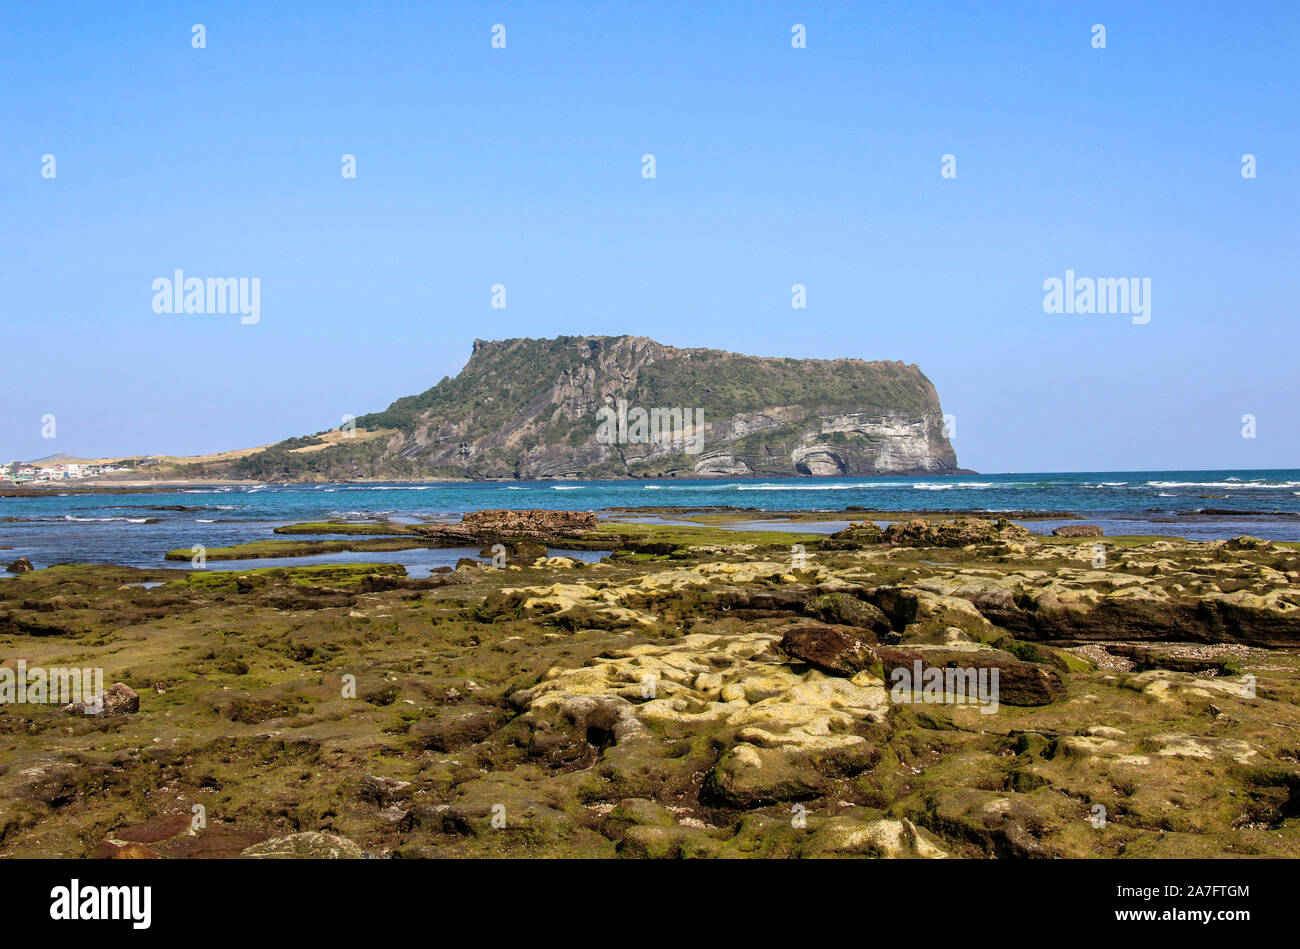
[171,336,962,482]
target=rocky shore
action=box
[1,511,1298,859]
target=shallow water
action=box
[190,546,606,577]
[2,469,1297,569]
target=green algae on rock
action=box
[3,518,1300,859]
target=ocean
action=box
[2,469,1298,572]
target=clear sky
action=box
[2,1,1296,473]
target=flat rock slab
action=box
[876,645,1066,706]
[1052,524,1103,537]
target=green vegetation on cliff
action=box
[179,335,958,482]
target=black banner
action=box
[2,857,1270,936]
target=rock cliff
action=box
[204,335,961,481]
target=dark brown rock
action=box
[113,811,192,843]
[6,557,33,574]
[875,646,1066,706]
[89,841,161,859]
[780,625,879,676]
[153,827,268,858]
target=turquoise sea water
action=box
[2,469,1298,570]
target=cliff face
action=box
[217,335,960,481]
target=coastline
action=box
[4,505,1300,860]
[5,470,1300,573]
[1,468,983,493]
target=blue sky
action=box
[1,0,1296,472]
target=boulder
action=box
[6,557,33,574]
[70,682,139,717]
[883,518,1033,548]
[780,625,878,676]
[101,682,140,716]
[806,592,891,633]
